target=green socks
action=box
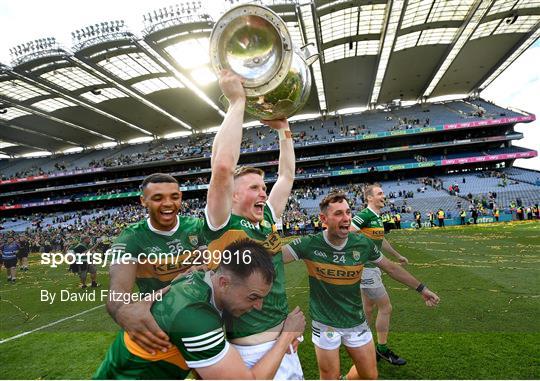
[377,343,389,353]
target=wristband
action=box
[416,283,426,293]
[278,129,292,140]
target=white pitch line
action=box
[0,304,105,345]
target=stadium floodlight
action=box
[142,1,212,35]
[370,0,405,105]
[71,20,130,51]
[422,0,492,98]
[8,37,61,65]
[478,26,540,92]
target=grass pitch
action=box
[1,221,539,379]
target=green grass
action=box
[1,221,539,379]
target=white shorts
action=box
[311,320,373,350]
[233,340,304,380]
[360,267,384,289]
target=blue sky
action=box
[0,1,538,169]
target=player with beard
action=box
[202,70,303,379]
[106,173,207,355]
[95,240,306,380]
[349,183,410,366]
[282,192,440,379]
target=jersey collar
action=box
[367,206,380,217]
[146,216,180,236]
[323,230,348,251]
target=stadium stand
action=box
[0,98,533,180]
[1,92,538,246]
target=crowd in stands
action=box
[0,204,144,256]
[1,97,524,182]
[389,117,430,131]
[1,175,539,253]
[5,163,88,181]
[3,162,538,224]
[88,134,214,168]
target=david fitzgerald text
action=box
[40,289,163,304]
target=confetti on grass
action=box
[0,299,38,322]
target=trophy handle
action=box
[300,43,319,66]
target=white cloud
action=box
[482,41,540,171]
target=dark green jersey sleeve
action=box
[109,228,140,263]
[285,235,313,260]
[169,303,228,368]
[351,209,371,230]
[366,238,384,263]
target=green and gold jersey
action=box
[203,204,288,339]
[285,232,383,328]
[93,271,228,380]
[351,207,384,269]
[109,216,205,293]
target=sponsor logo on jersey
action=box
[240,219,257,230]
[316,267,362,279]
[361,227,384,240]
[314,250,328,259]
[153,261,190,275]
[304,260,363,285]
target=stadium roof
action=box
[0,0,539,157]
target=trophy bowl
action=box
[210,3,317,120]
